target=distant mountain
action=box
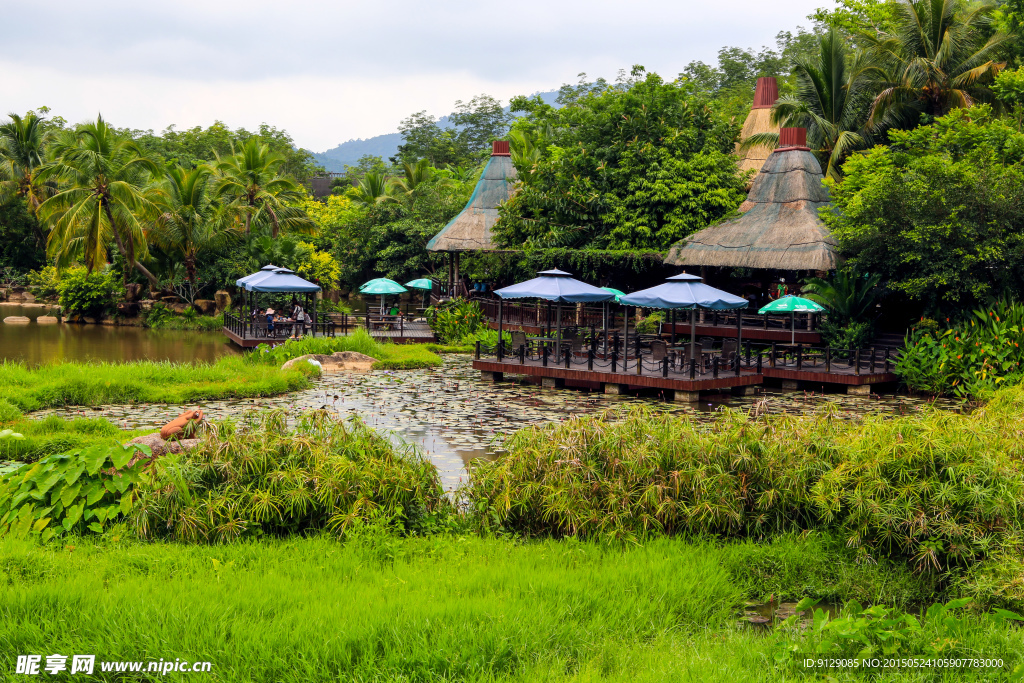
[313,90,560,173]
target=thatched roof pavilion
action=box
[666,127,838,272]
[427,141,517,253]
[737,77,780,178]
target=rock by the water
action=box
[3,316,30,324]
[36,316,58,324]
[214,290,231,313]
[126,433,201,457]
[281,351,377,373]
[193,299,217,315]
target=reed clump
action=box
[133,410,450,542]
[468,388,1024,588]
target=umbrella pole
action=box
[690,307,696,372]
[547,302,551,337]
[623,305,629,371]
[556,301,562,346]
[791,311,795,344]
[497,299,504,361]
[603,301,607,333]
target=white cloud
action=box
[0,0,824,151]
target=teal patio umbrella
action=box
[599,287,625,330]
[360,278,407,314]
[405,278,432,308]
[758,295,825,343]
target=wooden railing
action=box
[224,312,336,340]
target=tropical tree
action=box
[150,165,241,284]
[37,116,163,289]
[392,159,449,207]
[863,0,1010,128]
[348,172,398,207]
[213,138,314,238]
[0,112,52,245]
[745,27,880,179]
[802,269,883,322]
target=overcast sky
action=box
[1,0,825,152]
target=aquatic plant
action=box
[133,410,450,542]
[245,329,443,370]
[425,297,485,344]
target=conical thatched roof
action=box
[666,128,838,272]
[426,141,517,252]
[736,77,780,179]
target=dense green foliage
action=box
[495,71,747,251]
[425,297,485,344]
[825,107,1024,315]
[897,300,1024,396]
[0,356,314,413]
[133,411,448,542]
[0,415,149,464]
[469,393,1024,607]
[55,266,122,318]
[0,443,147,541]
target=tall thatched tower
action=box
[736,77,780,179]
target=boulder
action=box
[83,317,98,324]
[126,433,201,457]
[117,302,140,317]
[169,303,189,314]
[281,351,377,373]
[161,295,179,306]
[3,316,30,325]
[124,283,143,302]
[214,290,231,313]
[36,316,58,324]
[159,408,204,440]
[193,299,217,315]
[139,299,155,311]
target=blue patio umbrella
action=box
[240,268,320,293]
[236,264,282,289]
[620,273,748,368]
[495,269,614,349]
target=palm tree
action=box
[392,158,444,206]
[0,112,53,245]
[213,138,314,238]
[150,165,241,284]
[802,270,883,323]
[348,172,398,207]
[743,27,879,179]
[864,0,1010,128]
[37,116,163,289]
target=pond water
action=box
[0,303,239,365]
[32,356,955,491]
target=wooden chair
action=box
[720,339,738,369]
[650,340,674,367]
[510,330,529,357]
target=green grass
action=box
[247,329,443,370]
[1,534,1019,682]
[424,342,475,354]
[0,355,315,414]
[0,414,152,463]
[144,313,225,331]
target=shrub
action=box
[896,299,1024,396]
[25,265,60,300]
[467,395,1024,587]
[0,443,149,542]
[426,297,485,343]
[635,310,664,335]
[57,266,122,318]
[818,318,873,349]
[133,410,450,542]
[0,399,21,424]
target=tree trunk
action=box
[102,201,161,291]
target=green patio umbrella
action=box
[405,279,432,308]
[758,295,825,343]
[360,278,407,314]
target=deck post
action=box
[870,347,876,373]
[565,347,571,369]
[670,309,677,344]
[736,309,742,376]
[713,357,719,378]
[884,347,891,373]
[475,341,480,360]
[497,299,504,361]
[636,351,643,375]
[542,344,549,367]
[854,348,861,375]
[623,306,630,373]
[689,358,696,380]
[825,347,831,373]
[756,353,762,373]
[673,390,700,403]
[770,342,777,368]
[796,344,803,371]
[662,357,669,378]
[588,348,594,371]
[745,340,751,368]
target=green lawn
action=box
[0,534,1019,682]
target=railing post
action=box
[662,356,669,378]
[611,348,617,373]
[854,348,861,375]
[770,342,777,368]
[588,348,594,371]
[756,352,762,373]
[763,314,768,330]
[825,347,831,373]
[713,357,719,378]
[475,341,481,360]
[745,340,751,368]
[637,352,643,375]
[884,347,891,373]
[796,344,803,371]
[565,346,571,369]
[520,344,525,365]
[543,345,549,367]
[870,347,876,373]
[735,351,740,376]
[689,358,696,380]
